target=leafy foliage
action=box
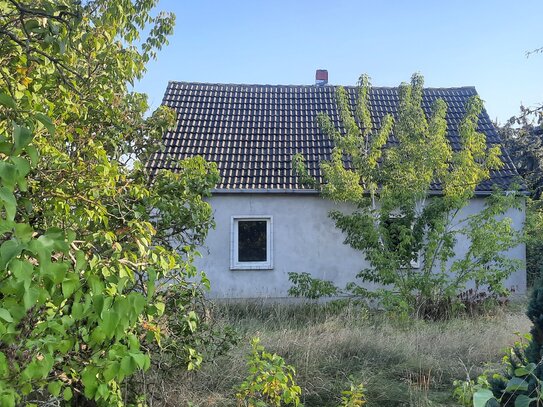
[294,73,522,318]
[524,199,543,285]
[473,280,543,406]
[339,381,367,407]
[127,288,241,404]
[501,117,542,199]
[453,375,489,407]
[235,337,302,407]
[499,114,543,284]
[287,272,339,300]
[0,0,219,405]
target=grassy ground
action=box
[144,300,531,407]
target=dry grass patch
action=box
[142,300,530,407]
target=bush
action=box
[473,279,543,406]
[288,272,339,300]
[235,337,302,407]
[526,199,543,285]
[339,382,367,406]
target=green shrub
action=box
[473,280,543,406]
[339,382,367,406]
[235,337,302,407]
[288,272,339,300]
[453,374,491,406]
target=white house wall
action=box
[195,194,526,298]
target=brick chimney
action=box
[315,69,328,86]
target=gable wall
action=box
[195,194,526,298]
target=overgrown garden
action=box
[1,0,542,406]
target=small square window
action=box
[231,216,273,270]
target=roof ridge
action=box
[167,80,477,92]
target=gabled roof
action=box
[147,81,521,194]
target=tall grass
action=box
[142,300,530,407]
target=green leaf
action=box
[155,301,165,315]
[0,220,14,235]
[515,395,537,407]
[62,273,79,297]
[35,112,55,136]
[47,262,69,284]
[103,362,119,382]
[10,259,33,290]
[101,310,120,337]
[71,301,84,319]
[82,368,98,399]
[0,187,17,221]
[21,357,52,380]
[96,383,109,399]
[130,352,149,370]
[0,145,11,158]
[0,352,8,376]
[0,240,22,270]
[63,387,73,401]
[90,326,106,344]
[75,249,87,272]
[23,19,41,32]
[505,377,530,393]
[473,389,497,407]
[14,223,33,242]
[26,144,38,165]
[0,308,13,323]
[47,380,62,397]
[23,287,39,310]
[12,157,31,178]
[13,124,33,150]
[0,394,15,407]
[120,355,136,376]
[21,382,32,395]
[0,162,16,187]
[0,93,16,109]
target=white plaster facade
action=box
[196,193,526,298]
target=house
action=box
[147,71,526,298]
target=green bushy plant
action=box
[287,272,339,299]
[473,280,543,406]
[236,337,302,407]
[526,199,543,285]
[453,374,491,406]
[339,381,367,406]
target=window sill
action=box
[230,264,274,271]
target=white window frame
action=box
[230,215,273,270]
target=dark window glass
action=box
[238,220,267,262]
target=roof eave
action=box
[209,188,524,197]
[211,188,320,195]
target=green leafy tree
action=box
[500,113,543,284]
[294,73,522,318]
[0,0,219,405]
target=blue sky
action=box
[134,0,543,124]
